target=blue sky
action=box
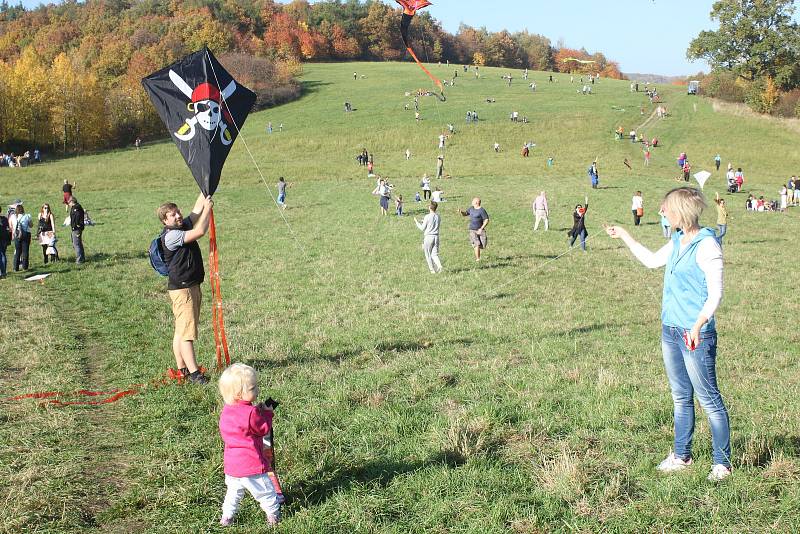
[16,0,718,76]
[402,0,718,76]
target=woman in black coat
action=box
[568,195,589,251]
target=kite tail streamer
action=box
[264,428,285,501]
[208,209,231,370]
[407,47,446,101]
[4,366,209,407]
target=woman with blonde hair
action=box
[218,363,281,526]
[606,187,731,482]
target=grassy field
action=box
[1,61,799,533]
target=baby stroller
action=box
[726,181,738,194]
[40,233,59,262]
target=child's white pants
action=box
[222,473,280,518]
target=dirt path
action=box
[635,107,660,134]
[0,281,144,532]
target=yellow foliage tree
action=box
[762,77,780,114]
[11,48,51,146]
[0,61,12,144]
[49,53,108,152]
[181,11,233,54]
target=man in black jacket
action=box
[68,197,85,264]
[157,193,213,384]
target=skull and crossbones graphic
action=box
[169,70,237,145]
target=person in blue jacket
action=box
[605,187,731,482]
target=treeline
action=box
[0,0,623,153]
[689,0,800,118]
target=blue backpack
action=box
[149,230,170,276]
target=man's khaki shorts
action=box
[169,285,202,341]
[469,229,487,249]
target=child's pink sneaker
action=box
[220,516,233,526]
[267,510,281,525]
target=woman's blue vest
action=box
[661,228,719,331]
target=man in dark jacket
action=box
[157,193,213,384]
[68,197,85,264]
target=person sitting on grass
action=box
[218,363,281,527]
[605,187,731,482]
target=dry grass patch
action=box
[536,445,586,503]
[711,99,800,134]
[763,453,800,482]
[440,416,498,463]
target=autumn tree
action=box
[359,2,402,60]
[454,24,488,65]
[11,48,51,146]
[484,30,522,68]
[513,31,553,71]
[326,22,361,59]
[688,0,800,89]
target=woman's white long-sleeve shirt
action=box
[628,237,723,321]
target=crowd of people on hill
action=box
[1,148,42,167]
[6,63,788,529]
[0,179,90,278]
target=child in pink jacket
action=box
[218,363,281,526]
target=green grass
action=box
[1,61,799,533]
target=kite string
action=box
[416,21,451,185]
[426,231,600,310]
[205,50,309,258]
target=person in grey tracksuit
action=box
[414,202,442,274]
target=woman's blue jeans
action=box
[569,229,587,251]
[661,325,731,467]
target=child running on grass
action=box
[218,364,281,527]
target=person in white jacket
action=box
[414,202,443,274]
[532,191,549,231]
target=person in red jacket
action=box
[218,364,281,526]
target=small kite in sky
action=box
[561,58,597,64]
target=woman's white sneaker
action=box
[657,451,693,473]
[707,464,732,482]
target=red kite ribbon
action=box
[407,47,445,99]
[208,209,231,370]
[4,367,207,406]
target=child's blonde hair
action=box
[218,363,259,405]
[662,187,706,231]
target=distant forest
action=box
[0,0,623,153]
